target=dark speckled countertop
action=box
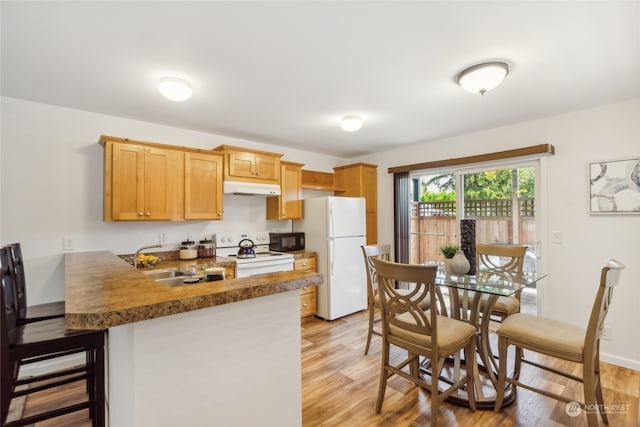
[65,251,322,330]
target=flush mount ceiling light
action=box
[158,77,192,102]
[340,115,364,132]
[456,61,509,95]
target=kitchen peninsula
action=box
[65,251,323,427]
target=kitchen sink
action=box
[143,268,196,280]
[154,276,202,287]
[142,268,202,287]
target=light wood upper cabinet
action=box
[184,152,223,220]
[101,135,223,222]
[108,142,182,221]
[110,142,144,220]
[213,145,283,184]
[266,161,304,220]
[334,163,378,245]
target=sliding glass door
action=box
[409,161,539,276]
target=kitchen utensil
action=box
[237,239,256,259]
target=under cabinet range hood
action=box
[223,180,281,196]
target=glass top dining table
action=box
[419,263,547,409]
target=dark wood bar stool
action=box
[4,243,65,324]
[1,247,105,427]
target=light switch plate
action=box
[63,237,74,251]
[551,230,562,244]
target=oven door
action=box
[235,258,294,278]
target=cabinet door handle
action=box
[303,303,309,307]
[302,262,308,267]
[138,212,144,216]
[145,212,151,216]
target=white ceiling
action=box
[2,1,639,158]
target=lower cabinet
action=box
[223,265,235,280]
[295,256,317,317]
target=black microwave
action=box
[269,232,305,252]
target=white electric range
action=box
[214,232,294,278]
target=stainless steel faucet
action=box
[134,244,162,268]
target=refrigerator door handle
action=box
[329,202,335,275]
[330,238,334,276]
[329,201,335,238]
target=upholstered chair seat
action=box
[478,294,519,316]
[497,313,585,362]
[389,311,476,355]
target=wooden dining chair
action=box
[475,243,527,321]
[4,243,65,324]
[1,247,106,427]
[372,258,476,427]
[361,244,391,355]
[361,244,435,355]
[494,259,625,427]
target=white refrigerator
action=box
[294,196,367,320]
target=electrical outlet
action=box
[159,233,167,244]
[601,325,612,340]
[187,233,194,241]
[551,230,562,244]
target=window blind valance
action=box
[387,144,554,174]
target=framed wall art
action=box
[589,157,640,214]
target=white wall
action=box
[0,96,343,305]
[358,98,640,370]
[2,96,638,370]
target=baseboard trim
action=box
[601,352,640,371]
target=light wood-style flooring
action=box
[301,311,639,426]
[9,310,640,426]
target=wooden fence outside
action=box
[410,199,536,264]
